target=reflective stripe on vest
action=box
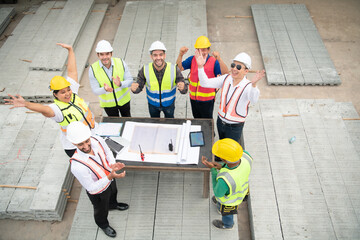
[216,152,253,206]
[218,75,252,123]
[70,137,112,195]
[189,56,216,101]
[91,58,131,108]
[54,93,95,133]
[144,62,176,107]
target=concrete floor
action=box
[0,0,359,239]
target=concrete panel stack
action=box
[112,0,206,119]
[245,99,360,239]
[0,1,108,221]
[30,0,94,72]
[252,4,341,86]
[0,1,107,102]
[0,105,71,220]
[0,1,61,101]
[0,7,15,35]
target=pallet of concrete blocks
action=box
[0,7,15,36]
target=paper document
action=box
[96,123,123,137]
[117,121,201,165]
[129,125,179,154]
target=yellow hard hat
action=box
[194,36,211,49]
[212,138,243,162]
[49,76,71,91]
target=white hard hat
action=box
[233,52,251,70]
[66,121,91,144]
[149,41,166,54]
[95,40,113,53]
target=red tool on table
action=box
[138,144,145,161]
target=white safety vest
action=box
[218,75,252,123]
[70,137,112,194]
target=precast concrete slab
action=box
[251,4,341,86]
[0,7,15,36]
[73,4,108,84]
[30,0,95,72]
[111,0,207,119]
[68,171,239,240]
[245,99,360,239]
[0,2,108,102]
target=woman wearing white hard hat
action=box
[5,43,97,157]
[194,50,265,147]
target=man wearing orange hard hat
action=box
[176,36,228,118]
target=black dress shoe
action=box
[110,202,129,211]
[101,226,116,238]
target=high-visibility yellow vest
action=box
[91,58,131,108]
[54,93,95,133]
[144,62,176,107]
[216,151,253,206]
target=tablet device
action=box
[105,137,124,153]
[189,131,205,147]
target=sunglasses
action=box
[231,63,242,70]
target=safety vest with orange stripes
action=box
[54,93,95,133]
[70,137,112,195]
[189,56,216,101]
[218,75,252,123]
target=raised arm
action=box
[5,94,55,118]
[176,46,189,71]
[212,51,229,75]
[57,43,78,82]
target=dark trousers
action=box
[86,180,118,229]
[104,101,131,117]
[216,116,245,161]
[148,101,175,118]
[190,99,214,118]
[65,149,76,157]
[216,116,245,142]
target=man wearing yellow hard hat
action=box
[176,36,228,118]
[5,43,96,157]
[202,138,253,230]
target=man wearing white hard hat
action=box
[195,51,265,144]
[67,121,129,238]
[131,41,187,118]
[89,40,133,117]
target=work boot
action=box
[212,220,233,230]
[101,226,116,238]
[211,196,218,205]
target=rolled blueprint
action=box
[177,120,191,163]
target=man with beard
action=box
[66,121,129,238]
[131,41,187,118]
[89,40,133,117]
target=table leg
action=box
[202,171,210,198]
